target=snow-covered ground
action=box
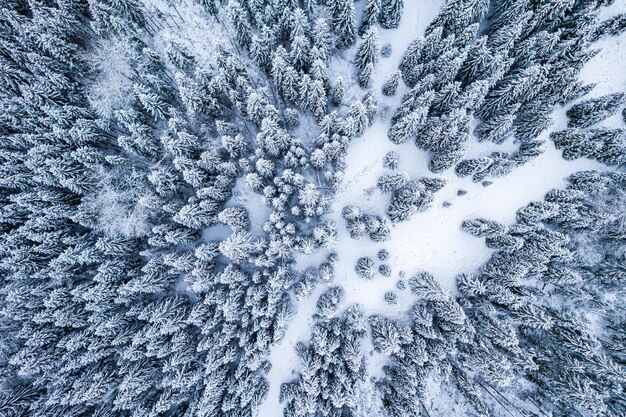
[259,1,626,415]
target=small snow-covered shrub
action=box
[379,264,391,277]
[384,291,397,304]
[383,151,399,169]
[380,43,392,57]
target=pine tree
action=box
[355,28,379,88]
[218,231,257,262]
[316,286,345,318]
[379,264,392,277]
[566,93,626,128]
[359,0,381,35]
[382,70,400,96]
[475,104,520,144]
[388,98,431,144]
[290,34,310,70]
[330,0,357,49]
[377,172,409,193]
[312,17,333,59]
[134,83,169,120]
[227,0,252,50]
[218,207,250,231]
[379,0,404,29]
[383,151,399,169]
[331,77,345,106]
[165,41,195,71]
[355,256,376,279]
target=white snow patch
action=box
[327,121,606,302]
[229,177,272,235]
[258,287,326,417]
[581,3,626,98]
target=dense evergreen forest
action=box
[0,0,624,416]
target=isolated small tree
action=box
[383,151,399,170]
[379,264,392,277]
[355,256,376,279]
[384,290,397,303]
[382,71,400,96]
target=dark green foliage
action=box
[382,70,400,96]
[359,0,381,35]
[330,0,357,49]
[355,28,379,88]
[566,93,626,128]
[552,128,626,165]
[379,0,404,29]
[591,13,626,41]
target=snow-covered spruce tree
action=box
[565,93,626,128]
[386,178,442,223]
[218,206,251,231]
[368,215,392,242]
[355,256,376,279]
[383,151,399,169]
[552,128,626,166]
[377,172,409,193]
[461,218,507,238]
[381,70,400,96]
[355,28,379,88]
[592,12,626,41]
[330,0,357,49]
[331,76,345,106]
[359,0,381,35]
[388,92,433,144]
[316,286,345,319]
[379,0,404,29]
[453,172,626,416]
[227,0,253,50]
[281,305,367,416]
